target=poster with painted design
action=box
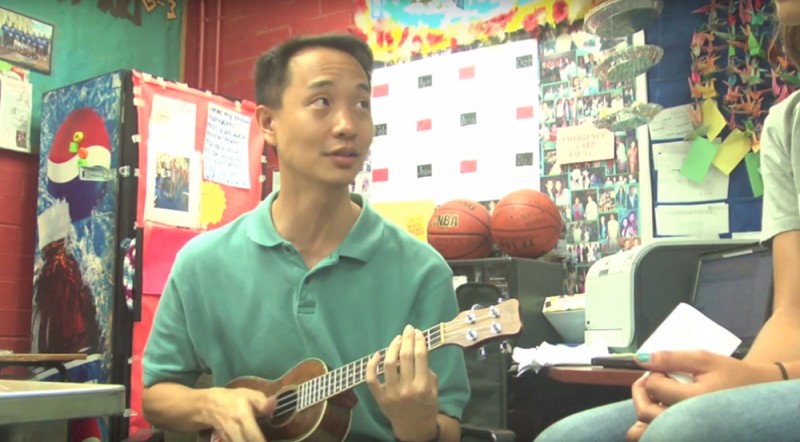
[368,38,540,204]
[537,23,652,294]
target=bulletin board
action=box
[536,25,653,295]
[132,70,264,294]
[645,0,796,240]
[364,38,541,204]
[129,70,264,438]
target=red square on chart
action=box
[373,84,389,97]
[459,66,475,80]
[373,168,389,182]
[516,106,534,119]
[460,160,477,174]
[417,118,432,132]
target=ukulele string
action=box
[270,322,505,418]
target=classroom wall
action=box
[0,0,183,359]
[183,0,356,101]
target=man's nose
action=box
[333,107,357,139]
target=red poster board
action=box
[129,71,264,437]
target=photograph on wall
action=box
[0,7,54,75]
[143,93,201,228]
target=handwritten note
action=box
[556,124,614,165]
[657,169,729,203]
[680,137,719,184]
[744,152,763,197]
[647,104,694,141]
[655,203,729,236]
[654,141,729,203]
[203,103,252,189]
[712,129,752,175]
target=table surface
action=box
[546,365,644,387]
[0,353,87,363]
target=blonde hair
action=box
[783,24,800,66]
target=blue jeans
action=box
[534,380,800,442]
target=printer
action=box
[584,239,756,352]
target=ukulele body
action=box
[200,358,358,442]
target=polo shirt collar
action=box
[246,191,384,263]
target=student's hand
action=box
[625,372,665,442]
[366,325,440,442]
[634,350,781,406]
[205,387,275,442]
[625,350,782,441]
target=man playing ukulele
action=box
[141,34,471,442]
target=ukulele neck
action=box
[295,324,444,411]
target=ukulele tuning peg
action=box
[499,340,513,354]
[478,346,487,361]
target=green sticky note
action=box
[744,152,763,197]
[680,137,719,183]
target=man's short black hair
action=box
[254,33,374,109]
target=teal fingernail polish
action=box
[635,353,651,363]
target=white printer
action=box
[584,239,755,352]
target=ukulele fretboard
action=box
[295,324,444,410]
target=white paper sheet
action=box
[657,168,729,203]
[512,342,610,375]
[647,104,694,142]
[637,303,741,383]
[203,103,252,189]
[143,94,201,228]
[653,141,729,203]
[0,75,32,153]
[655,203,729,236]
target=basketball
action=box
[490,189,562,259]
[427,199,493,260]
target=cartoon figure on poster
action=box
[32,75,121,395]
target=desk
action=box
[545,366,643,387]
[0,353,87,381]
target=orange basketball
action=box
[427,199,493,260]
[490,189,562,259]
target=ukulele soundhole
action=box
[270,388,299,427]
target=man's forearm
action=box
[745,306,800,362]
[142,382,216,433]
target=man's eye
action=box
[314,97,330,106]
[358,100,371,109]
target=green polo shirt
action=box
[143,191,470,440]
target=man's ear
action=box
[256,105,278,147]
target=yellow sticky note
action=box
[712,129,752,175]
[372,200,436,241]
[701,98,727,141]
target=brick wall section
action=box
[0,150,38,362]
[183,0,357,101]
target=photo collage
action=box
[537,23,645,295]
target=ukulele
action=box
[200,299,522,442]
